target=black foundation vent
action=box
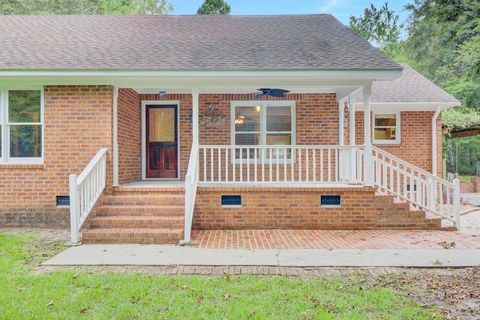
[221,195,242,206]
[56,195,70,206]
[321,195,341,207]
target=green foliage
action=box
[349,2,402,51]
[404,0,480,111]
[0,0,173,15]
[197,0,230,15]
[442,107,480,130]
[0,231,443,319]
[444,136,480,175]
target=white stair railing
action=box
[198,145,364,185]
[69,148,108,244]
[372,146,460,227]
[183,144,199,243]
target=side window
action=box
[373,113,400,144]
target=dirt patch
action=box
[370,268,480,320]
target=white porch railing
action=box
[183,144,200,243]
[372,146,460,226]
[198,145,364,185]
[69,148,108,244]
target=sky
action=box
[170,0,411,26]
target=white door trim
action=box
[141,100,181,180]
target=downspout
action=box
[432,107,441,176]
[113,85,119,187]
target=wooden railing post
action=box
[69,174,80,245]
[453,178,461,229]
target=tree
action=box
[0,0,173,15]
[404,0,480,110]
[197,0,230,15]
[349,2,402,52]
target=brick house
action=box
[0,15,461,244]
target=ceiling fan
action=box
[255,88,290,99]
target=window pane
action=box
[266,133,291,145]
[148,108,175,142]
[267,106,291,131]
[374,114,396,127]
[235,133,260,145]
[10,125,42,157]
[374,128,396,141]
[9,90,41,123]
[235,106,260,132]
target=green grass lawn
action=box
[460,175,473,183]
[0,231,443,320]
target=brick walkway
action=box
[191,230,480,249]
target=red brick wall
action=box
[193,186,441,230]
[353,111,442,175]
[0,86,113,227]
[118,88,141,184]
[199,93,339,145]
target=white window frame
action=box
[373,111,401,145]
[230,100,296,162]
[0,86,45,164]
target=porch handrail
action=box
[371,146,460,227]
[198,145,364,185]
[69,148,108,244]
[183,143,199,243]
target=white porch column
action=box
[432,107,441,176]
[348,95,357,182]
[112,86,119,187]
[363,84,373,186]
[348,95,356,145]
[192,88,199,145]
[338,99,345,145]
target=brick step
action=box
[113,186,184,195]
[95,205,184,217]
[82,228,183,244]
[101,194,185,206]
[89,216,184,229]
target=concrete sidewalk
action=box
[44,245,480,267]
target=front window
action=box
[232,101,295,159]
[0,88,44,163]
[373,112,400,144]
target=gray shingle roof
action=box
[370,64,459,105]
[0,14,401,71]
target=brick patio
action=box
[191,230,480,250]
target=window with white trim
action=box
[373,112,400,144]
[0,88,44,164]
[231,101,295,159]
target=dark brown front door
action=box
[146,105,178,179]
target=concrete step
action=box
[101,194,185,206]
[89,216,184,229]
[95,205,184,217]
[82,228,184,244]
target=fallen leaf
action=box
[46,301,54,307]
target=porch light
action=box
[255,105,261,112]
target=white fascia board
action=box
[0,69,401,79]
[0,70,401,87]
[355,101,460,112]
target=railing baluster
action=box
[218,147,221,182]
[276,147,279,182]
[327,148,331,182]
[225,147,229,182]
[306,148,309,182]
[240,148,243,182]
[320,148,324,182]
[261,146,265,182]
[210,148,214,182]
[232,147,236,182]
[334,148,338,182]
[247,147,250,182]
[254,148,258,182]
[203,148,207,182]
[291,146,295,182]
[299,147,302,182]
[312,148,316,182]
[269,147,273,182]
